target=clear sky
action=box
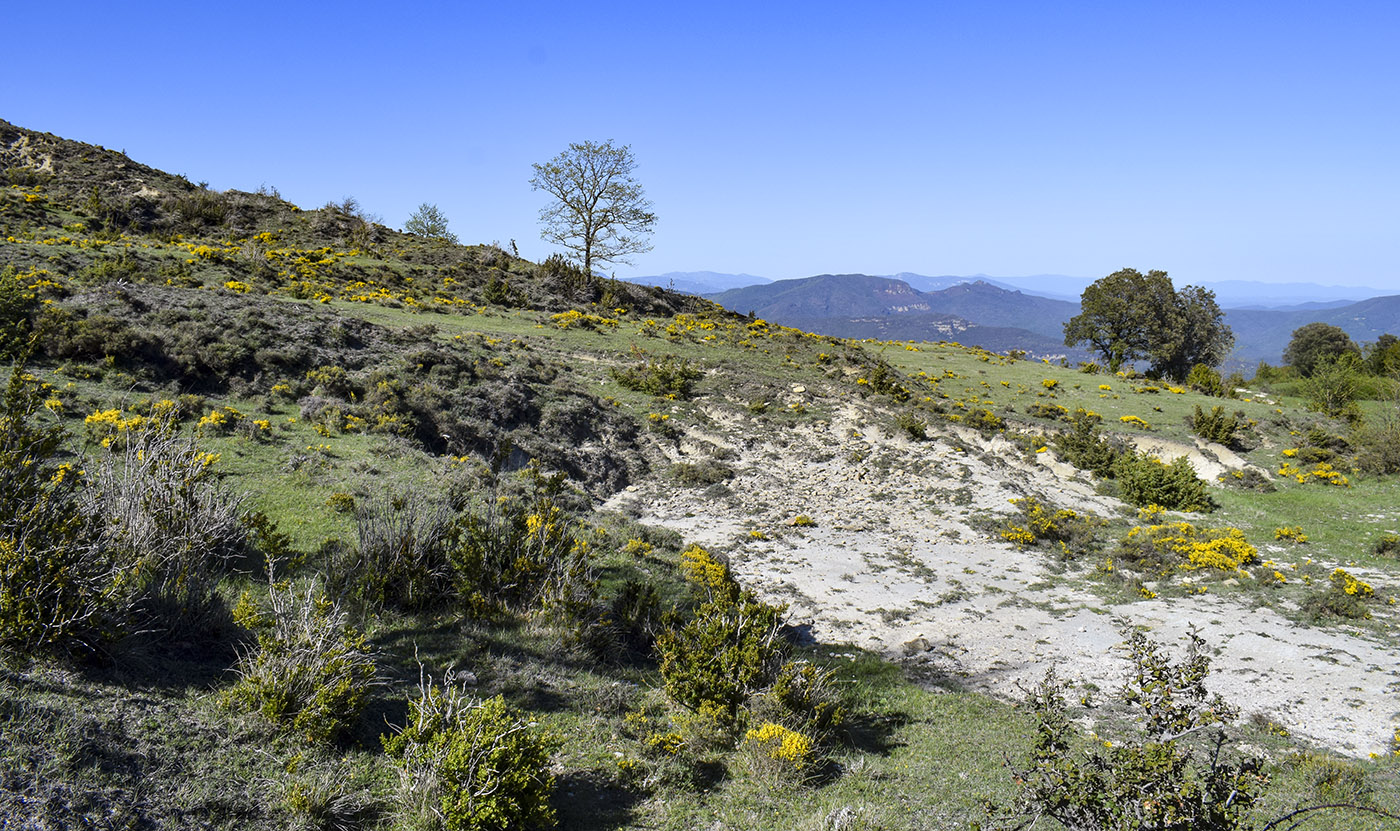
[8,1,1398,290]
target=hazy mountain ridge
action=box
[1224,294,1400,366]
[653,267,1395,312]
[622,270,771,294]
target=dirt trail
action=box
[608,403,1400,757]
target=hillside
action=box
[2,119,1399,829]
[709,273,936,318]
[1225,294,1400,366]
[711,275,1081,355]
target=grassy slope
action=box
[2,126,1399,829]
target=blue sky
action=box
[9,1,1398,290]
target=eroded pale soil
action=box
[608,398,1400,757]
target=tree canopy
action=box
[530,140,655,278]
[402,203,457,244]
[1284,322,1360,376]
[1063,268,1233,380]
[1368,333,1400,376]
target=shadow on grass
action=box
[371,613,652,717]
[901,655,972,693]
[83,618,250,695]
[842,710,910,756]
[551,769,647,830]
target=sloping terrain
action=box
[611,400,1399,755]
[2,118,1399,829]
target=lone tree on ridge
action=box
[402,202,457,244]
[529,140,656,278]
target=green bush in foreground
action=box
[657,594,787,726]
[1191,405,1241,447]
[85,423,249,638]
[385,678,558,831]
[1114,453,1213,513]
[661,544,787,726]
[337,489,458,612]
[227,582,378,744]
[1004,629,1268,831]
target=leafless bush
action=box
[452,490,598,626]
[328,489,458,611]
[83,423,248,637]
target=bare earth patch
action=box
[609,402,1400,757]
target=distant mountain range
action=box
[709,276,1088,361]
[628,270,1395,311]
[1225,295,1400,368]
[620,271,771,295]
[698,272,1400,369]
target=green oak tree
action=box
[1283,322,1361,377]
[1367,333,1400,376]
[1064,268,1233,380]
